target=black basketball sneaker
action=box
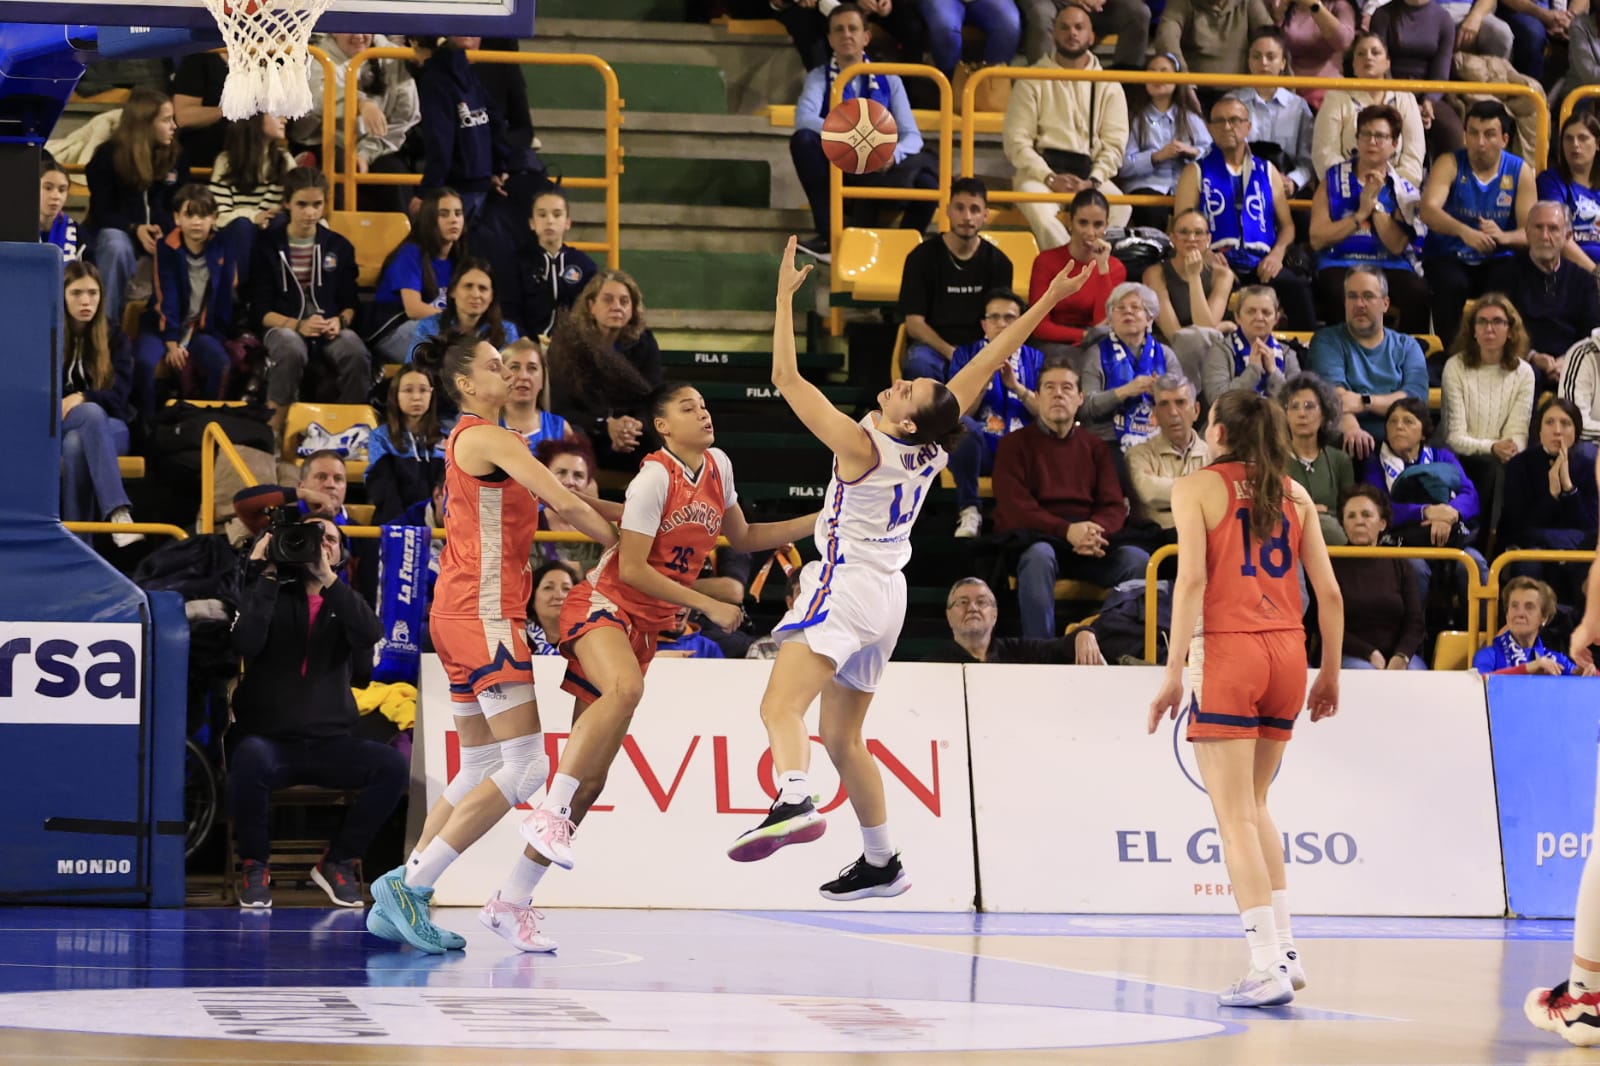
[819,854,911,902]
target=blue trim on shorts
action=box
[1193,708,1296,731]
[465,642,533,686]
[563,668,602,700]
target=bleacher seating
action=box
[328,211,412,289]
[281,403,380,481]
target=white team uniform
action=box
[774,414,948,691]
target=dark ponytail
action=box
[906,382,966,454]
[1210,390,1290,541]
[411,331,483,404]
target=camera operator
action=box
[228,514,407,909]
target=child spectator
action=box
[407,35,512,220]
[407,256,519,358]
[60,261,141,547]
[209,112,295,281]
[1118,54,1210,233]
[136,184,236,411]
[1475,577,1588,675]
[369,187,465,363]
[501,338,572,452]
[514,187,596,339]
[367,364,444,524]
[40,155,79,262]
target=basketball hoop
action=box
[200,0,333,120]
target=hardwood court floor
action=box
[0,907,1587,1064]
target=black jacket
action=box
[415,47,511,194]
[230,571,381,741]
[84,140,189,237]
[246,223,361,330]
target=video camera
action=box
[264,505,325,571]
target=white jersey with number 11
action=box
[811,414,948,575]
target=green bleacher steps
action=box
[546,153,771,209]
[524,61,728,114]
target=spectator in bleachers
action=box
[1499,397,1598,598]
[369,188,466,364]
[1332,482,1426,669]
[407,35,512,221]
[1271,0,1358,108]
[1420,100,1535,348]
[657,608,728,659]
[1475,577,1587,674]
[512,188,597,341]
[136,184,235,412]
[1197,285,1302,399]
[791,4,938,264]
[1028,189,1124,351]
[40,156,79,262]
[1308,104,1430,334]
[501,338,573,452]
[1493,0,1567,85]
[458,37,541,174]
[525,561,574,656]
[935,576,1101,663]
[1440,293,1535,516]
[1117,54,1212,233]
[747,572,803,660]
[1283,370,1355,545]
[1561,330,1600,441]
[1153,0,1275,76]
[209,113,294,285]
[170,52,229,178]
[366,364,444,525]
[1363,395,1486,606]
[545,269,662,471]
[897,178,1014,381]
[918,0,1022,83]
[407,257,520,359]
[533,438,604,575]
[1224,28,1316,198]
[1004,3,1131,250]
[1306,265,1429,457]
[744,0,928,74]
[993,355,1148,639]
[1146,208,1233,339]
[1079,282,1186,451]
[948,289,1044,539]
[233,449,352,529]
[1126,373,1210,537]
[1311,33,1427,189]
[85,88,185,333]
[1560,6,1600,118]
[59,261,141,548]
[294,34,419,213]
[1174,96,1317,331]
[1502,202,1600,377]
[1023,0,1151,71]
[1367,0,1465,161]
[1539,114,1600,276]
[248,167,370,435]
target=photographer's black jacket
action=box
[231,569,382,740]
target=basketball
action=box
[821,97,898,175]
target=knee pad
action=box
[442,741,502,806]
[477,682,536,719]
[489,733,551,807]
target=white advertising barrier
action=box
[0,621,142,725]
[417,655,976,910]
[967,665,1505,915]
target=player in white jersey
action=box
[726,237,1091,899]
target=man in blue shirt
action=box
[1306,265,1429,459]
[791,3,938,262]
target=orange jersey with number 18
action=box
[1200,461,1305,636]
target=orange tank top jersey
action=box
[432,414,542,621]
[584,448,737,633]
[1200,462,1305,636]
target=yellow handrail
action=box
[1560,89,1600,146]
[1483,548,1595,637]
[65,521,188,541]
[339,47,624,269]
[198,422,260,535]
[1141,542,1485,664]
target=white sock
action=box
[1241,905,1280,972]
[405,838,459,889]
[545,773,580,819]
[501,852,549,906]
[1271,889,1295,955]
[861,822,894,867]
[776,770,810,806]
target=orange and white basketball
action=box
[820,97,898,175]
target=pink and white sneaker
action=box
[479,891,557,954]
[519,807,576,870]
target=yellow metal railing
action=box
[1142,542,1486,664]
[340,47,624,269]
[1559,89,1600,145]
[198,423,260,535]
[1484,549,1595,637]
[65,521,188,541]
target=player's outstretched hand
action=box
[1308,671,1339,722]
[1046,261,1095,301]
[1147,674,1183,735]
[777,236,815,298]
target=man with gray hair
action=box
[1125,373,1209,538]
[1077,281,1195,452]
[934,577,1108,664]
[1503,201,1600,382]
[1306,265,1427,458]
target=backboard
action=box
[0,0,535,41]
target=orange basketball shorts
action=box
[555,582,660,703]
[1186,629,1308,742]
[431,615,533,705]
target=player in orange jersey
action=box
[514,381,818,885]
[1149,389,1343,1008]
[366,332,618,956]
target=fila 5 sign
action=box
[417,657,976,910]
[0,622,142,725]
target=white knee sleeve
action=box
[477,682,536,719]
[490,733,550,807]
[442,742,503,806]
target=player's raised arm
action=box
[722,506,820,554]
[772,236,877,472]
[945,261,1091,414]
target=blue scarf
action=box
[1198,145,1274,270]
[373,524,432,685]
[1486,629,1577,675]
[1321,159,1424,268]
[1099,331,1166,451]
[1229,330,1284,394]
[822,55,892,119]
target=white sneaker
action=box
[109,507,144,548]
[1218,962,1294,1007]
[479,891,557,953]
[954,506,982,538]
[519,806,576,870]
[1283,948,1307,990]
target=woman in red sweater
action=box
[1028,189,1124,349]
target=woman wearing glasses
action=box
[1281,371,1354,546]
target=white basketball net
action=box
[200,0,334,120]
